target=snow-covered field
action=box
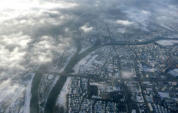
[142,66,156,72]
[156,40,178,46]
[24,73,35,113]
[90,82,120,93]
[158,92,170,98]
[168,68,178,77]
[121,70,136,78]
[73,53,97,74]
[56,77,71,108]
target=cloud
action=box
[0,32,31,71]
[30,35,71,64]
[0,1,78,109]
[141,10,150,15]
[80,23,93,33]
[116,20,133,26]
[0,0,78,10]
[0,79,25,110]
[153,4,178,32]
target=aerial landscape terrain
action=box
[0,0,178,113]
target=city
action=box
[0,0,178,113]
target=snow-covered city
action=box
[0,0,178,113]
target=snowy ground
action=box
[168,68,178,77]
[24,73,35,113]
[90,82,120,93]
[121,70,136,79]
[156,40,178,46]
[73,52,97,74]
[56,77,71,109]
[158,92,170,98]
[142,66,156,72]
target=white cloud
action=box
[0,0,78,10]
[0,33,31,70]
[31,35,72,64]
[154,4,178,31]
[31,36,54,63]
[0,79,25,107]
[141,10,150,15]
[80,24,93,33]
[0,0,79,27]
[1,32,31,49]
[0,33,72,110]
[122,8,152,30]
[116,20,133,26]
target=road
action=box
[132,49,152,113]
